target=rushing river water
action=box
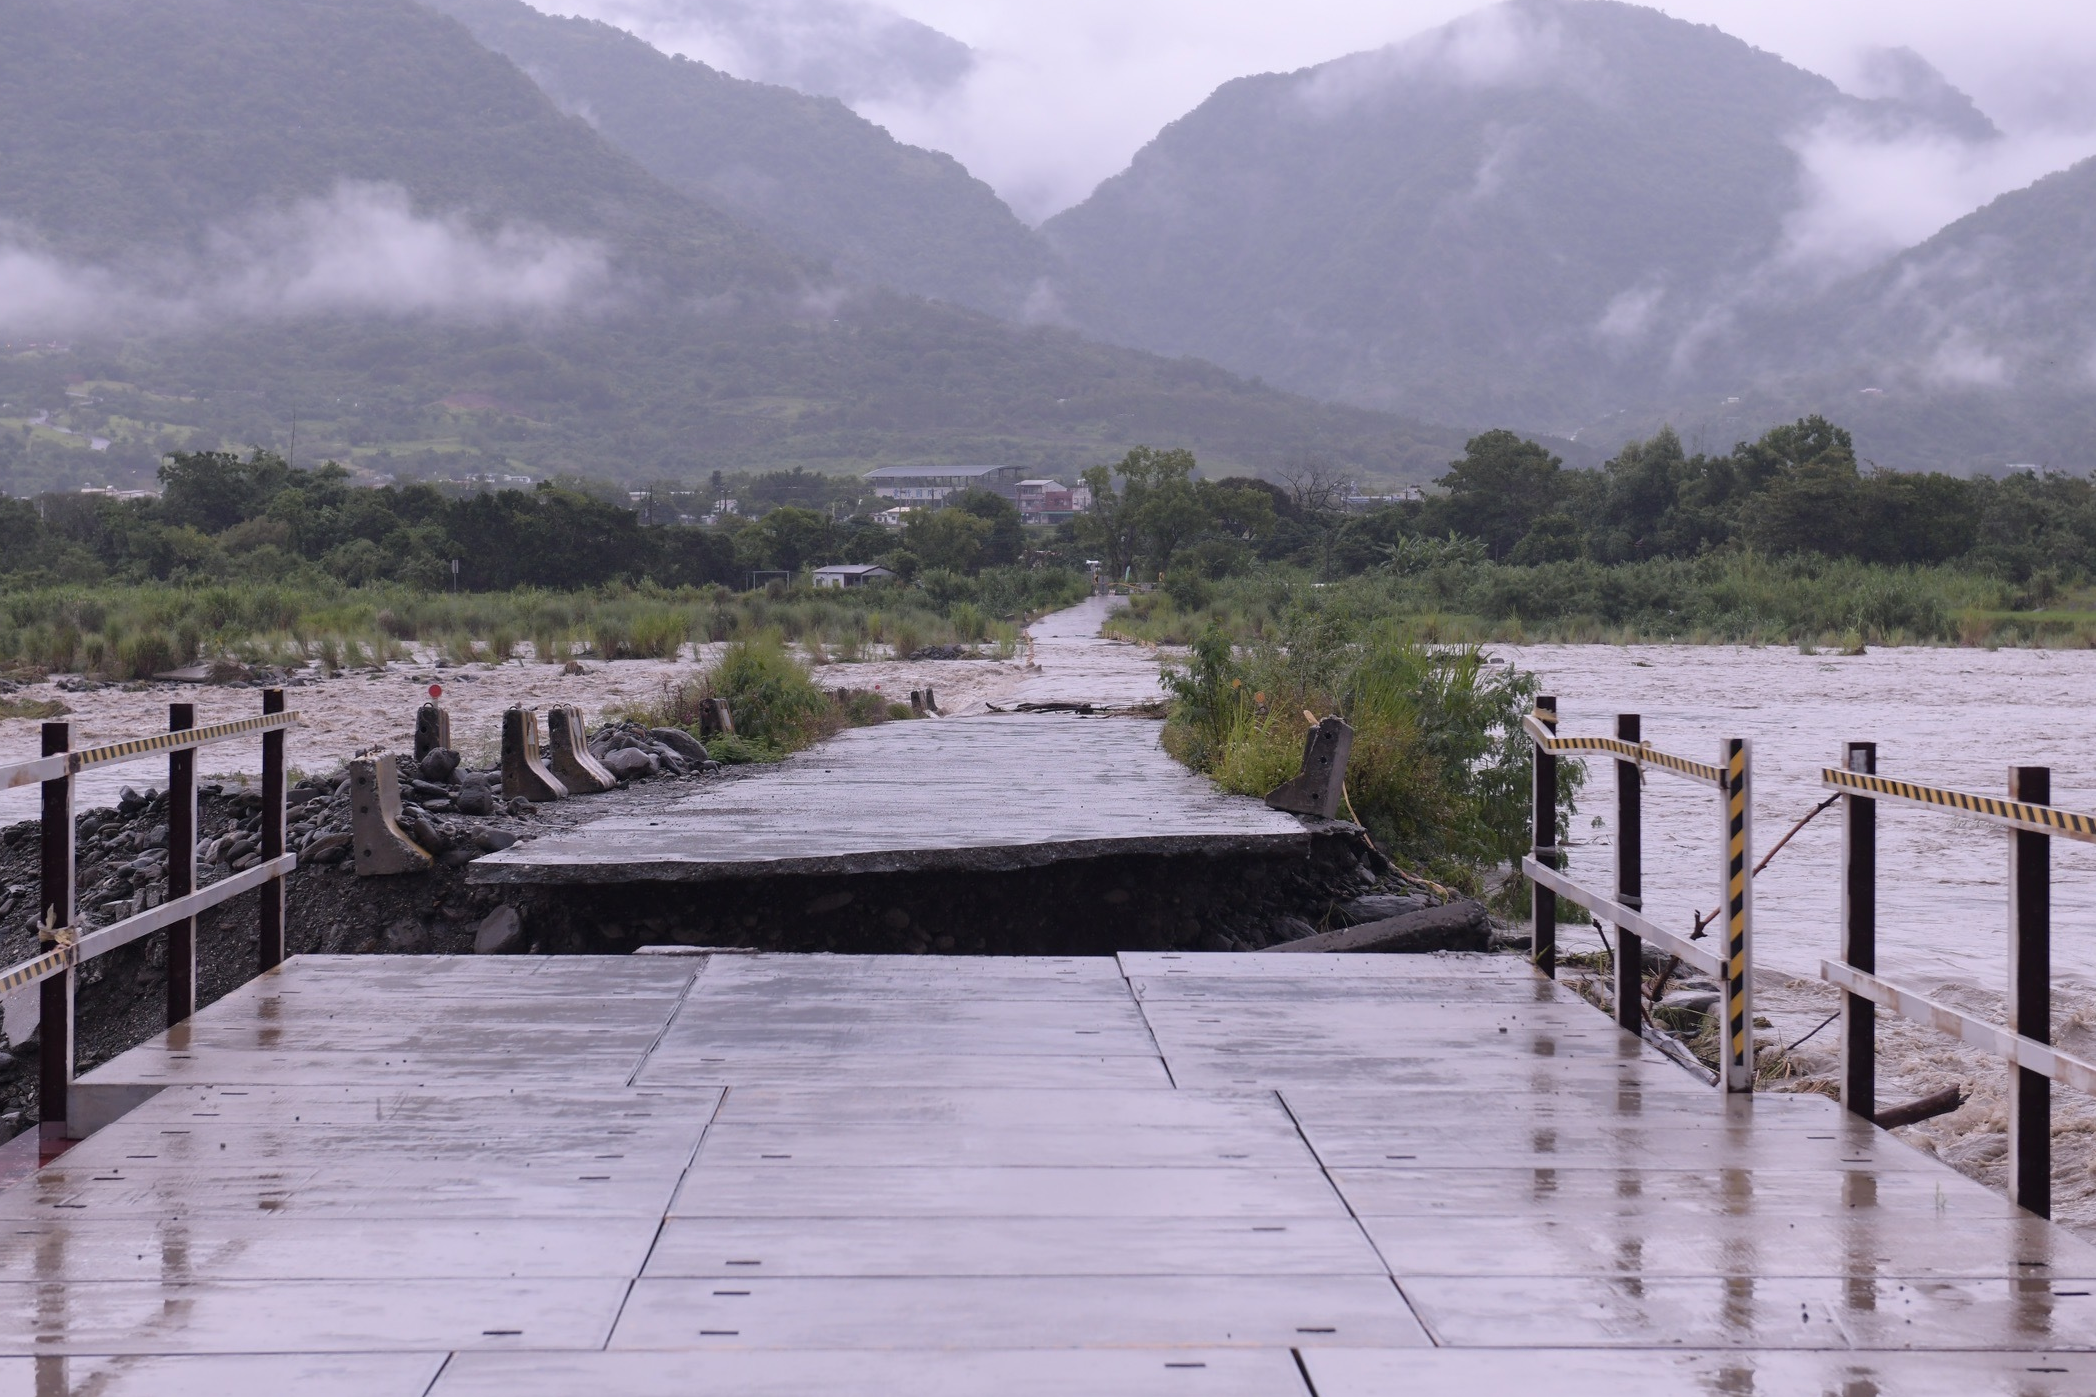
[1498,644,2096,998]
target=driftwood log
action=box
[1872,1085,1966,1131]
[1260,899,1490,954]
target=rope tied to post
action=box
[1687,792,1841,937]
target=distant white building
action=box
[865,464,1028,505]
[813,563,897,589]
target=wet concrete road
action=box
[470,713,1304,885]
[3,951,2094,1392]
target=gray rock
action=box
[407,816,450,855]
[473,905,526,955]
[648,727,708,763]
[299,833,351,867]
[455,780,496,817]
[1270,915,1318,943]
[437,847,479,867]
[469,829,519,852]
[603,747,655,780]
[383,916,431,954]
[1660,990,1720,1016]
[417,748,461,784]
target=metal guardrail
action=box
[0,710,298,790]
[1527,697,1756,1093]
[1820,743,2090,1220]
[2,694,298,1141]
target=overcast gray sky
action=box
[852,0,2096,224]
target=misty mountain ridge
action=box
[1039,0,2017,442]
[556,0,971,106]
[0,0,1464,494]
[422,0,1052,319]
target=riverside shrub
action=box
[1162,614,1579,895]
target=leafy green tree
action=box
[904,507,994,573]
[1428,431,1570,560]
[159,450,296,534]
[946,488,1023,568]
[738,504,835,574]
[1079,446,1208,580]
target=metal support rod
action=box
[259,689,287,973]
[1530,696,1558,980]
[37,722,74,1137]
[167,703,197,1026]
[1719,737,1754,1093]
[1613,713,1642,1035]
[1840,741,1877,1122]
[2009,764,2051,1218]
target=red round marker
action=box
[428,684,443,700]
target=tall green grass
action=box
[1109,554,2078,649]
[629,631,917,763]
[0,567,1089,680]
[1163,610,1580,895]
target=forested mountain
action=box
[0,0,785,284]
[1613,151,2096,475]
[0,0,1458,493]
[1039,0,2001,436]
[422,0,1054,318]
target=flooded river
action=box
[1500,643,2096,994]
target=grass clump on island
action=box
[1160,605,1581,899]
[631,632,918,765]
[1108,551,2085,650]
[0,567,1085,682]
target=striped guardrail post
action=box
[1839,742,1878,1121]
[1613,714,1642,1034]
[38,721,75,1138]
[260,688,288,973]
[1530,696,1558,980]
[1719,737,1754,1093]
[2009,764,2051,1217]
[168,703,197,1026]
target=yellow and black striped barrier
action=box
[69,710,301,773]
[1526,700,1756,1095]
[0,944,71,997]
[0,710,302,791]
[1521,713,1726,787]
[1722,737,1752,1093]
[1821,766,2096,844]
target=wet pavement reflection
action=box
[0,951,2085,1392]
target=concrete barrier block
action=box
[502,707,569,802]
[546,705,616,794]
[414,702,451,763]
[349,756,435,876]
[1264,715,1354,820]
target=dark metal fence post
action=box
[37,722,74,1139]
[1719,738,1754,1093]
[167,704,197,1026]
[1613,714,1642,1034]
[259,689,287,973]
[1531,696,1558,980]
[1839,741,1877,1122]
[2009,764,2051,1218]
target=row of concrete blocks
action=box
[349,703,622,876]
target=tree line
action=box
[0,450,1050,591]
[1361,419,2096,588]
